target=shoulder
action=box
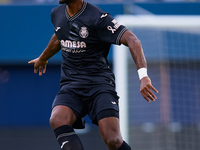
[86,2,109,19]
[84,2,110,26]
[86,2,106,13]
[51,4,66,16]
[51,4,66,23]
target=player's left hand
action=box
[140,76,158,103]
[28,57,48,76]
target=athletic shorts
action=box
[52,85,119,129]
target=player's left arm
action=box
[120,30,158,103]
[28,33,61,76]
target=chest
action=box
[54,16,99,44]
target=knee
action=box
[49,113,72,130]
[49,114,62,129]
[49,106,76,130]
[49,115,57,127]
[104,136,123,150]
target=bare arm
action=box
[120,30,158,103]
[38,33,61,61]
[120,30,147,70]
[28,33,61,76]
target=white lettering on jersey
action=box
[60,40,86,48]
[107,19,121,34]
[62,48,86,53]
[71,49,86,53]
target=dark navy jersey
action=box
[51,1,127,88]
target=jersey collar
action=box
[65,1,87,21]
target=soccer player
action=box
[28,0,158,150]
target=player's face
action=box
[59,0,74,4]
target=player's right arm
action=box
[28,33,61,76]
[120,30,158,103]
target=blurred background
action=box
[0,0,200,150]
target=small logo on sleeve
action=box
[55,27,61,32]
[107,19,121,34]
[107,26,116,33]
[101,13,108,18]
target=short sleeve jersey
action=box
[51,1,127,88]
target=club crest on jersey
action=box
[79,27,89,38]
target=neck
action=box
[67,0,83,17]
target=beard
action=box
[59,0,74,4]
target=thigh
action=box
[98,117,123,146]
[87,88,119,125]
[50,105,76,130]
[51,86,87,129]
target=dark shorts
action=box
[52,85,119,129]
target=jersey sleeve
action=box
[51,7,56,27]
[96,13,127,45]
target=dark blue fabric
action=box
[52,86,119,128]
[54,125,84,150]
[51,1,127,88]
[117,141,131,150]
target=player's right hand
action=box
[140,76,158,103]
[28,58,48,76]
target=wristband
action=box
[137,68,148,80]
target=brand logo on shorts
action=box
[79,27,89,38]
[111,101,117,105]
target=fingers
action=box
[147,88,157,100]
[39,66,43,76]
[151,85,159,94]
[28,60,35,64]
[141,89,155,103]
[28,58,47,76]
[141,85,158,103]
[43,64,47,74]
[142,94,151,103]
[34,67,38,74]
[38,65,47,76]
[33,65,46,76]
[34,66,46,76]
